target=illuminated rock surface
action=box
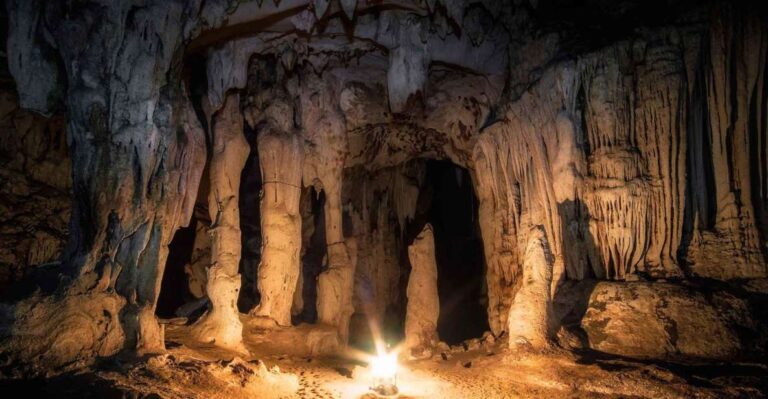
[0,0,767,397]
[405,223,440,356]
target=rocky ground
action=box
[1,323,766,399]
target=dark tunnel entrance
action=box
[156,221,198,319]
[294,187,327,325]
[404,159,490,345]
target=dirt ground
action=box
[2,320,765,399]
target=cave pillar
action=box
[507,226,554,349]
[312,115,356,341]
[190,93,248,351]
[316,161,357,342]
[404,224,440,356]
[250,128,304,327]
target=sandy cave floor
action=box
[2,319,767,399]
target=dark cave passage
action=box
[156,221,197,319]
[426,160,489,345]
[401,160,490,345]
[295,187,327,325]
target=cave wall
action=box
[0,89,70,295]
[473,5,768,332]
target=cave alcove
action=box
[403,159,490,345]
[156,221,197,319]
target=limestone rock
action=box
[190,93,248,352]
[507,227,554,349]
[581,282,741,360]
[404,224,440,356]
[251,129,304,327]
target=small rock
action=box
[481,331,496,345]
[436,341,450,352]
[465,338,481,351]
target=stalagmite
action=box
[190,93,249,352]
[404,224,440,357]
[507,226,553,349]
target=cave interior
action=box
[1,0,768,398]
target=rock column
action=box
[251,129,304,327]
[507,226,554,349]
[316,157,358,344]
[190,93,249,351]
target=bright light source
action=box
[369,350,399,396]
[370,351,398,379]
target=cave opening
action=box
[156,221,198,319]
[405,159,489,345]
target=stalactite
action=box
[344,166,406,328]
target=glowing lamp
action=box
[369,351,399,396]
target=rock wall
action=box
[0,89,70,295]
[2,0,227,373]
[577,281,768,361]
[473,5,768,332]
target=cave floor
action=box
[2,321,766,399]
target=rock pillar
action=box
[251,129,304,327]
[316,158,358,344]
[507,226,554,349]
[190,93,249,351]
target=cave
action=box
[2,1,768,398]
